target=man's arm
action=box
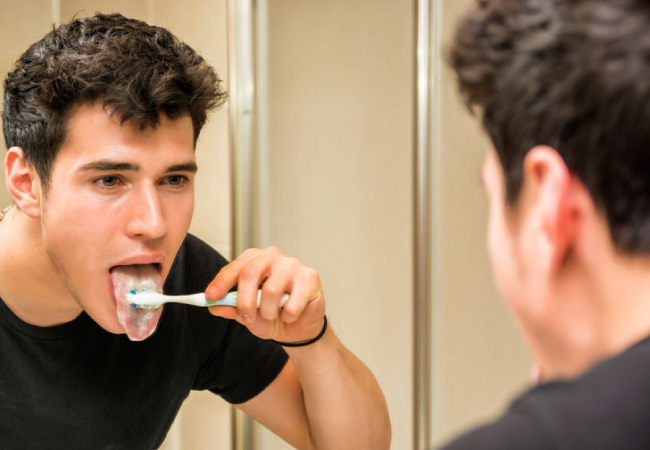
[205,247,391,450]
[240,329,389,449]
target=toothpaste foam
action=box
[111,265,163,341]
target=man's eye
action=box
[96,176,120,188]
[166,175,188,186]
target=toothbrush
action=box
[127,289,289,309]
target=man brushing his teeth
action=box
[0,13,390,450]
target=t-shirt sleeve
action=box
[195,319,289,404]
[166,234,289,404]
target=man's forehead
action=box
[65,103,193,135]
[46,105,196,181]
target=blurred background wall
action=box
[0,1,532,449]
[434,2,533,442]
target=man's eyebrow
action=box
[165,162,198,174]
[78,161,198,173]
[79,161,139,172]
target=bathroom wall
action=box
[433,2,533,444]
[0,0,53,208]
[259,0,414,448]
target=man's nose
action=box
[124,183,166,239]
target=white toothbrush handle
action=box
[207,290,290,307]
[129,290,289,308]
[168,293,209,307]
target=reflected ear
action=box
[5,147,42,218]
[523,146,574,272]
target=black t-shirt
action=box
[439,335,650,449]
[0,234,288,449]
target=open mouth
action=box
[110,263,163,341]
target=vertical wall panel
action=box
[264,1,414,448]
[432,0,533,445]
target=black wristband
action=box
[273,316,328,348]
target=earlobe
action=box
[5,147,42,218]
[523,146,574,272]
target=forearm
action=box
[287,322,391,450]
[207,248,389,448]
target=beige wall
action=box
[433,0,533,445]
[0,0,54,207]
[262,1,414,448]
[0,2,232,449]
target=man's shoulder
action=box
[181,233,229,264]
[439,336,650,450]
[164,234,230,295]
[437,404,551,450]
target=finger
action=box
[205,248,263,300]
[236,248,285,323]
[280,266,321,323]
[258,257,301,321]
[207,305,242,321]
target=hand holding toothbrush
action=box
[204,246,327,345]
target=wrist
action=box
[272,316,328,348]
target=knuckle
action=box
[240,248,261,259]
[266,246,284,257]
[239,265,258,282]
[284,256,302,269]
[304,267,320,284]
[262,282,281,298]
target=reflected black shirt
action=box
[0,234,288,449]
[439,335,650,449]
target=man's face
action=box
[39,104,196,337]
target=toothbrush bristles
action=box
[127,289,160,309]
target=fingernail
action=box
[241,314,253,324]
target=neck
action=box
[536,251,650,381]
[0,207,82,326]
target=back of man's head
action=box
[451,0,650,254]
[2,13,227,189]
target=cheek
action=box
[168,192,194,231]
[41,193,112,260]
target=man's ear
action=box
[523,146,575,272]
[5,147,42,218]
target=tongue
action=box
[111,265,163,341]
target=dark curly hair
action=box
[3,13,227,189]
[451,0,650,254]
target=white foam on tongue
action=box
[111,264,163,341]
